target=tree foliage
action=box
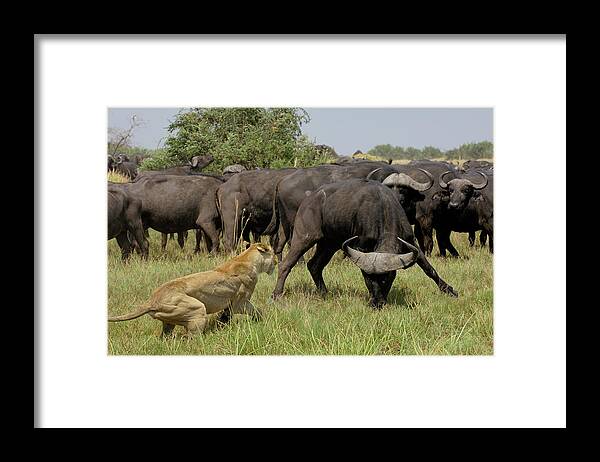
[445,141,494,160]
[368,141,492,161]
[141,107,331,172]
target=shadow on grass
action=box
[386,287,413,308]
[278,281,415,310]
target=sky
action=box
[107,107,493,155]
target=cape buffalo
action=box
[271,179,458,308]
[462,160,493,171]
[133,167,225,251]
[112,156,139,180]
[134,155,217,181]
[189,154,214,170]
[216,168,297,252]
[264,162,426,259]
[395,161,462,255]
[107,183,149,260]
[126,174,225,255]
[433,170,493,255]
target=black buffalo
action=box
[132,159,223,251]
[107,182,149,260]
[125,174,225,255]
[134,155,216,181]
[112,156,139,180]
[272,179,457,308]
[264,162,428,259]
[393,160,462,255]
[433,170,493,255]
[216,168,297,252]
[461,160,493,172]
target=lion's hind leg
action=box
[153,295,208,338]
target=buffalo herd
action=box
[108,155,493,308]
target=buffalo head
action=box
[439,171,488,211]
[189,154,214,170]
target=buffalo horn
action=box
[341,236,419,274]
[382,169,434,192]
[439,171,452,189]
[470,171,488,190]
[366,168,382,180]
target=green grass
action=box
[107,230,493,355]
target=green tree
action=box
[445,141,493,160]
[141,107,330,172]
[404,147,422,160]
[421,146,443,160]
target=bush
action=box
[158,108,331,172]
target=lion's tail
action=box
[108,304,153,322]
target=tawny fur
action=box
[108,243,275,336]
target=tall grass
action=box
[107,230,493,355]
[107,170,131,183]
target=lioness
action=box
[108,243,275,336]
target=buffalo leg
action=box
[437,228,459,258]
[177,231,187,249]
[480,230,488,247]
[273,192,326,299]
[194,229,203,254]
[415,250,458,296]
[307,242,337,295]
[468,231,476,247]
[417,217,434,256]
[115,231,133,260]
[269,234,283,263]
[197,221,220,254]
[126,218,149,260]
[272,237,318,299]
[414,222,425,252]
[130,234,149,260]
[161,233,168,251]
[273,223,288,257]
[483,226,493,253]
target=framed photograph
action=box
[35,35,566,428]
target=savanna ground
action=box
[107,230,493,355]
